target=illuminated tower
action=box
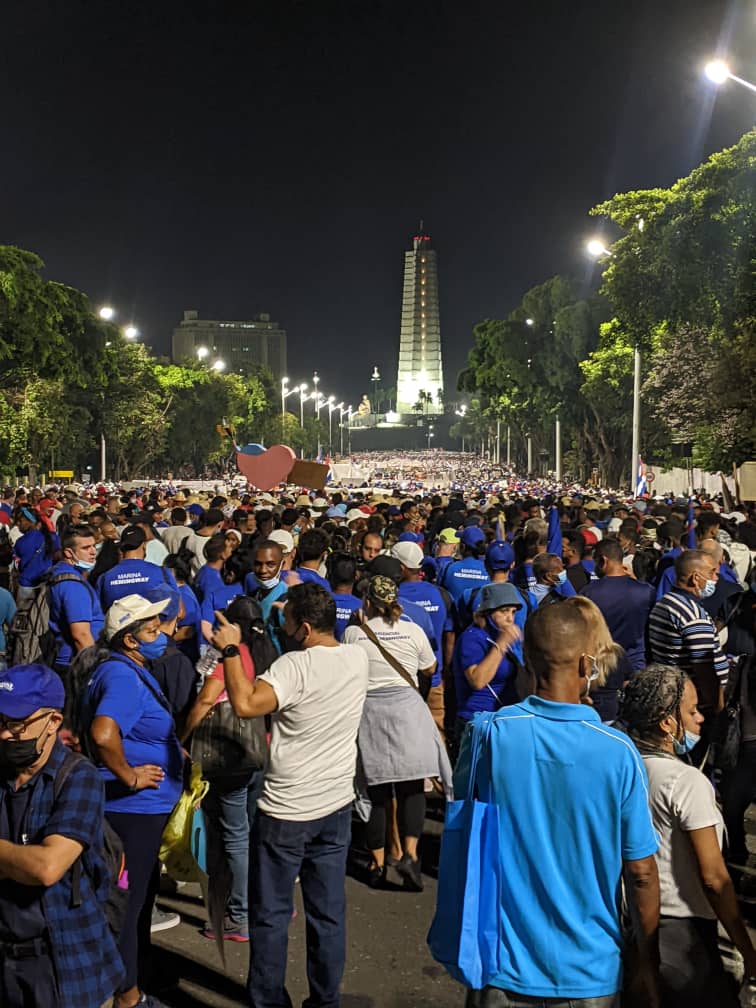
[395,224,444,415]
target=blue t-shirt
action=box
[439,556,489,602]
[0,587,16,653]
[177,583,201,663]
[291,567,331,591]
[454,582,533,665]
[13,530,60,587]
[453,698,658,999]
[200,582,244,628]
[194,564,224,604]
[581,576,655,672]
[82,655,183,815]
[453,623,518,720]
[98,558,177,611]
[332,591,362,640]
[399,580,452,672]
[48,563,105,668]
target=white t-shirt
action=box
[342,617,436,691]
[258,643,369,821]
[161,524,192,555]
[643,754,723,919]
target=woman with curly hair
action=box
[620,663,756,1007]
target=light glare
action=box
[705,60,730,84]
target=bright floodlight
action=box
[525,318,534,326]
[299,382,308,392]
[196,346,209,360]
[587,239,610,258]
[98,305,115,321]
[705,60,730,84]
[281,376,289,385]
[124,325,139,339]
[211,359,226,372]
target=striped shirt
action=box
[649,586,729,685]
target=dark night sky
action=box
[4,0,754,404]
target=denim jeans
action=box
[203,770,265,924]
[465,990,619,1008]
[247,803,352,1008]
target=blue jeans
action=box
[203,770,265,923]
[247,803,352,1008]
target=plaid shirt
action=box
[0,740,124,1005]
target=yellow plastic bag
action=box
[159,763,210,882]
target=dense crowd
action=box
[0,475,754,1007]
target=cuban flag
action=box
[635,456,647,498]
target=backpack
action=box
[53,749,129,938]
[7,571,85,667]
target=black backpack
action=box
[7,571,88,667]
[52,749,129,937]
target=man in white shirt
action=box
[212,582,369,1008]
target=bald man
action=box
[447,601,660,1007]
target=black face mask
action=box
[0,718,52,776]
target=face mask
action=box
[671,729,700,755]
[75,559,96,571]
[0,718,52,775]
[700,579,716,599]
[256,563,282,590]
[136,633,168,661]
[556,570,567,585]
[293,525,302,534]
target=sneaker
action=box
[396,853,424,892]
[150,907,181,933]
[201,915,249,943]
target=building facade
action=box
[395,226,444,415]
[171,310,287,377]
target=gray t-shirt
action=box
[643,754,723,919]
[258,643,369,821]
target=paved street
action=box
[154,808,464,1008]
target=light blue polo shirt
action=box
[453,696,658,999]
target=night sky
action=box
[5,1,754,405]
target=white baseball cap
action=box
[391,541,424,569]
[268,529,295,554]
[105,593,169,641]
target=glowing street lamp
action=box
[327,396,337,450]
[586,239,612,259]
[98,305,115,321]
[211,359,226,372]
[704,59,756,93]
[196,346,209,360]
[124,325,139,340]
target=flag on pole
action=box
[685,499,696,549]
[635,456,647,498]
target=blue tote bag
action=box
[427,712,502,989]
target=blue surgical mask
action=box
[700,579,716,599]
[671,729,700,755]
[136,633,168,661]
[556,570,567,585]
[76,559,96,571]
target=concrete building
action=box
[395,225,444,415]
[172,310,287,377]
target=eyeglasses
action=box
[0,711,53,736]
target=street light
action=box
[98,305,115,321]
[124,325,139,339]
[588,238,640,489]
[211,359,226,372]
[704,59,756,92]
[196,346,209,360]
[338,402,346,455]
[525,318,534,327]
[455,404,467,452]
[427,424,434,451]
[371,365,381,425]
[328,397,337,451]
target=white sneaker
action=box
[151,907,181,933]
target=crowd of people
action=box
[0,473,754,1007]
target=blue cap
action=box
[186,503,204,516]
[144,584,181,622]
[486,540,515,570]
[460,526,486,547]
[397,531,422,543]
[387,505,401,517]
[0,664,66,718]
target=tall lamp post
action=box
[97,305,142,482]
[281,378,299,438]
[427,424,435,450]
[327,397,337,452]
[370,365,380,425]
[587,238,641,489]
[338,403,346,456]
[455,404,467,452]
[346,405,353,454]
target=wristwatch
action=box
[222,644,240,658]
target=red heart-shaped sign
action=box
[236,444,296,490]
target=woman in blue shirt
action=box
[452,582,523,752]
[81,593,183,1008]
[13,506,60,593]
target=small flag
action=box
[547,505,562,556]
[685,499,696,549]
[635,456,647,498]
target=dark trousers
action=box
[721,740,756,881]
[364,779,425,851]
[248,804,351,1008]
[107,811,170,993]
[658,915,738,1008]
[0,941,58,1007]
[465,988,618,1007]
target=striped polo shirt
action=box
[648,586,729,684]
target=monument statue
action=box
[357,394,372,417]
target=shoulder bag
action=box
[360,621,419,691]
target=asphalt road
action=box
[153,807,464,1008]
[152,804,756,1007]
